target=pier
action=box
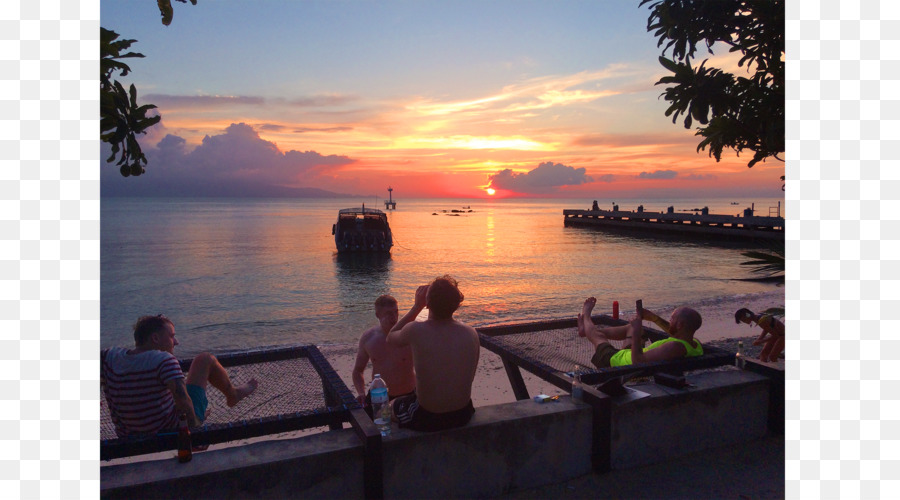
[563,205,784,241]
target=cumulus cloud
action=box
[488,161,592,194]
[595,174,616,183]
[101,123,356,197]
[637,170,678,180]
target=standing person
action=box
[577,297,703,368]
[734,308,785,362]
[101,314,258,436]
[387,275,480,432]
[351,295,417,419]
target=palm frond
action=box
[740,250,785,278]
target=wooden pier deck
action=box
[563,208,784,241]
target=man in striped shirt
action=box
[101,315,258,436]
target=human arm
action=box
[751,314,785,362]
[387,285,428,346]
[351,335,371,405]
[640,308,671,334]
[627,313,686,365]
[166,378,201,427]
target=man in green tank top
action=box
[577,297,703,368]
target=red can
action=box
[612,301,619,320]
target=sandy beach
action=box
[103,288,783,465]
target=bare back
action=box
[355,326,416,396]
[404,319,480,413]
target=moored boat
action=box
[332,205,393,253]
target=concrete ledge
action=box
[383,398,593,499]
[100,372,768,498]
[610,370,770,470]
[101,428,365,500]
[100,399,592,499]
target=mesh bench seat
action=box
[100,344,360,460]
[477,315,736,397]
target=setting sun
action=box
[486,188,496,196]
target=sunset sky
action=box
[100,1,785,199]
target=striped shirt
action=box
[101,347,184,437]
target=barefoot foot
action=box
[582,297,596,319]
[577,313,586,337]
[227,378,259,407]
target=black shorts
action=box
[393,393,475,432]
[591,343,621,369]
[364,389,415,420]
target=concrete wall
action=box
[101,428,365,500]
[382,398,592,499]
[100,399,591,499]
[100,371,772,498]
[610,370,770,470]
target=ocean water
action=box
[101,196,784,356]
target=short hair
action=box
[427,275,464,320]
[133,314,173,346]
[675,307,702,333]
[374,294,397,311]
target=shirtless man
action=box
[351,295,416,419]
[387,275,480,432]
[577,297,703,368]
[101,314,258,435]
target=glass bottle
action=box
[177,413,192,463]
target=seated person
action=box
[351,294,416,419]
[577,297,703,368]
[387,275,480,432]
[734,308,785,363]
[101,314,258,436]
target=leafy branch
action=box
[100,0,197,177]
[640,0,784,180]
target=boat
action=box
[332,204,393,253]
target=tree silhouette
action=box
[640,0,784,185]
[100,0,197,177]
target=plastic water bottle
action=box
[572,364,584,401]
[370,374,391,437]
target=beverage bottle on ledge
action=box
[735,340,745,369]
[572,364,584,401]
[370,374,391,437]
[177,413,192,463]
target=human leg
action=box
[185,352,258,407]
[582,297,632,341]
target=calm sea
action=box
[101,196,784,356]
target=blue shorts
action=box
[186,383,208,423]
